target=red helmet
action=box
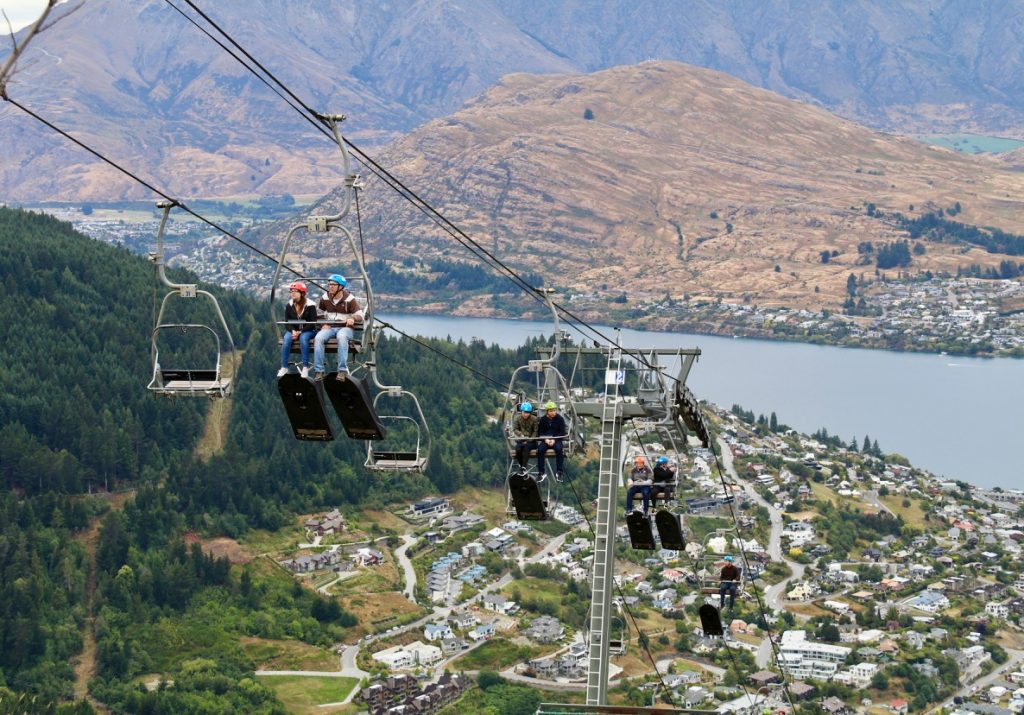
[289,281,307,294]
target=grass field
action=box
[338,591,426,636]
[241,637,338,671]
[879,495,927,528]
[239,527,303,556]
[257,675,357,713]
[918,133,1024,154]
[450,638,540,670]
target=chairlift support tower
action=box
[538,343,701,706]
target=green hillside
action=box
[0,208,560,712]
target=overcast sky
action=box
[1,0,51,33]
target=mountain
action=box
[4,0,1024,201]
[294,61,1024,313]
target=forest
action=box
[0,208,574,712]
[891,210,1024,256]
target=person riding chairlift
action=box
[277,281,318,378]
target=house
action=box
[304,508,345,537]
[360,674,417,708]
[352,548,385,567]
[450,611,478,631]
[779,630,851,680]
[409,497,450,518]
[524,615,564,644]
[904,631,926,649]
[528,657,558,678]
[482,594,518,615]
[986,602,1009,620]
[838,662,878,688]
[468,622,495,642]
[442,513,484,532]
[787,582,816,601]
[821,696,850,715]
[747,671,781,687]
[905,589,950,613]
[890,699,909,715]
[423,622,454,642]
[823,600,851,615]
[684,686,711,707]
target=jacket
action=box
[720,564,741,583]
[318,289,364,326]
[652,465,676,485]
[630,465,653,486]
[511,412,539,439]
[284,299,318,332]
[538,412,567,439]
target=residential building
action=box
[779,630,851,680]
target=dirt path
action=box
[195,351,243,461]
[71,495,132,713]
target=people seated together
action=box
[625,454,677,516]
[277,273,363,381]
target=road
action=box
[394,533,419,603]
[862,489,895,517]
[717,438,805,669]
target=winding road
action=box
[717,438,805,668]
[394,533,419,603]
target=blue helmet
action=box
[656,456,669,465]
[520,402,533,413]
[328,273,347,287]
[724,555,734,562]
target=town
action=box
[250,404,1024,715]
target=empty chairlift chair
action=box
[147,201,236,398]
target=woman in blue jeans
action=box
[277,281,318,378]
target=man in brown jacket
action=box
[719,556,741,609]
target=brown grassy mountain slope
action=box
[307,61,1024,312]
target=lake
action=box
[381,313,1023,490]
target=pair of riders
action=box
[625,454,675,516]
[512,400,566,480]
[278,274,363,381]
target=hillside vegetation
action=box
[0,209,563,711]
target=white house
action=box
[985,602,1009,620]
[424,622,454,642]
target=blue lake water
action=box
[382,313,1023,490]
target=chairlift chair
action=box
[365,388,430,472]
[694,528,746,596]
[269,115,426,447]
[147,201,237,398]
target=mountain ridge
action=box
[290,60,1024,313]
[5,0,1024,201]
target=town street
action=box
[394,532,419,603]
[717,438,805,669]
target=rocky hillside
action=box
[301,61,1024,312]
[4,0,1024,201]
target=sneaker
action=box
[336,369,348,381]
[313,371,325,381]
[300,366,310,378]
[276,367,288,378]
[555,471,564,481]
